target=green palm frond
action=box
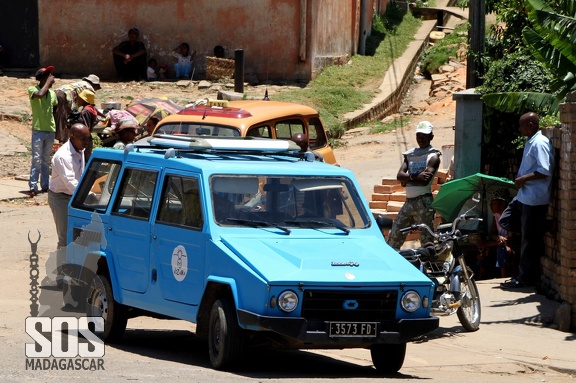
[527,0,576,44]
[482,92,560,116]
[523,27,576,93]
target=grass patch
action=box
[369,115,412,134]
[420,23,468,77]
[274,3,422,138]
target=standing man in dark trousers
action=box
[48,123,91,251]
[500,112,554,289]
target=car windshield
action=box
[155,122,240,137]
[211,175,371,230]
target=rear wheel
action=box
[370,342,406,374]
[457,276,481,331]
[86,274,128,342]
[208,298,245,370]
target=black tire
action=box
[370,342,406,374]
[208,298,244,370]
[86,274,127,342]
[457,276,481,332]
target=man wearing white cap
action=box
[387,121,441,250]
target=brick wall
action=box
[540,102,576,330]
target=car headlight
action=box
[277,290,299,313]
[401,291,421,312]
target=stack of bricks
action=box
[370,169,451,241]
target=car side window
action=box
[247,126,272,138]
[275,119,305,139]
[156,175,204,229]
[112,168,158,220]
[71,159,122,213]
[308,117,327,149]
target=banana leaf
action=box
[482,92,560,116]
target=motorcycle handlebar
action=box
[398,215,483,238]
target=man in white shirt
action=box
[48,123,91,250]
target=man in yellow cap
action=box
[77,89,97,161]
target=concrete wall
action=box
[309,0,357,78]
[37,0,368,82]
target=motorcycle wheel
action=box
[457,276,481,331]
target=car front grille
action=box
[301,290,398,322]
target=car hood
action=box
[219,235,431,285]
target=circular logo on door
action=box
[171,245,188,282]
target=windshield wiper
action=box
[285,219,350,235]
[227,218,291,235]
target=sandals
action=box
[500,278,526,289]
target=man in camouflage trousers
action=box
[387,121,441,250]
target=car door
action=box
[152,173,206,306]
[108,166,159,293]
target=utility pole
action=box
[466,0,486,88]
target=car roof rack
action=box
[126,134,310,160]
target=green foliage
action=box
[92,133,103,149]
[540,114,560,126]
[420,23,468,77]
[485,0,530,59]
[483,0,576,116]
[455,0,469,8]
[273,2,421,138]
[479,52,555,177]
[480,52,554,94]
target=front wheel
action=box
[86,274,128,342]
[370,343,406,374]
[457,276,481,331]
[208,298,245,370]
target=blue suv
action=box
[64,135,438,373]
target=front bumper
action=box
[237,309,439,345]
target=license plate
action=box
[329,322,378,337]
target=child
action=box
[477,189,515,278]
[147,58,159,81]
[170,43,196,79]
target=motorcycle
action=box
[377,214,482,332]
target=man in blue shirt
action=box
[499,112,554,288]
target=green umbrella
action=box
[431,172,516,223]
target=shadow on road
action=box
[108,327,427,379]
